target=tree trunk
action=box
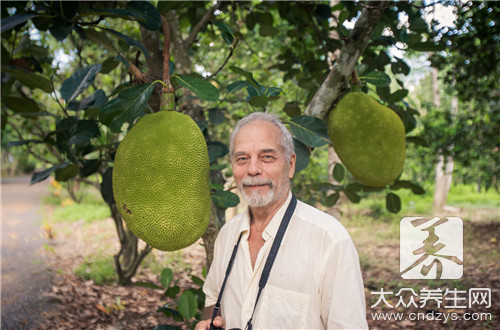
[166,8,223,271]
[109,202,152,286]
[325,0,346,220]
[432,67,457,214]
[139,26,164,112]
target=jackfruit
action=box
[328,92,406,187]
[112,111,211,251]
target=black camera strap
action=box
[210,231,243,330]
[209,194,297,330]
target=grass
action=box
[75,253,117,285]
[43,181,110,223]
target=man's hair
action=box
[229,112,295,163]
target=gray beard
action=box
[238,176,288,208]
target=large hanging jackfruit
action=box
[328,92,406,187]
[113,111,211,251]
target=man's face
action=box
[231,120,296,208]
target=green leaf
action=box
[409,15,429,33]
[259,24,279,37]
[287,116,331,147]
[249,95,268,107]
[30,162,70,185]
[391,57,410,75]
[388,89,409,103]
[101,57,120,74]
[325,193,340,207]
[332,163,345,182]
[80,159,100,177]
[293,138,310,173]
[55,163,79,182]
[160,268,174,289]
[126,1,162,31]
[153,325,182,330]
[406,136,429,147]
[212,190,240,209]
[386,192,401,213]
[135,281,164,290]
[214,22,234,45]
[99,83,156,133]
[100,168,114,205]
[103,28,148,57]
[227,80,251,93]
[177,291,197,320]
[229,66,261,90]
[1,14,37,32]
[2,96,41,114]
[208,108,225,125]
[69,89,107,111]
[172,75,219,102]
[409,41,446,52]
[83,27,116,52]
[360,71,391,87]
[190,275,204,287]
[344,185,361,203]
[207,141,229,163]
[61,64,102,103]
[67,120,100,145]
[284,102,301,118]
[91,2,161,31]
[49,16,73,41]
[411,184,425,195]
[308,182,340,192]
[165,285,180,299]
[258,12,274,25]
[157,306,183,321]
[210,163,227,171]
[6,139,44,148]
[1,65,53,93]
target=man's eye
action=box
[236,157,248,163]
[262,155,274,161]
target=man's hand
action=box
[194,316,225,330]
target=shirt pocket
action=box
[257,285,310,329]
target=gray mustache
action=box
[240,177,273,187]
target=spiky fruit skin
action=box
[328,92,406,187]
[113,111,211,251]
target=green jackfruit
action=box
[113,111,211,251]
[328,92,406,187]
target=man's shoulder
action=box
[294,199,351,241]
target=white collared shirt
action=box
[203,192,368,329]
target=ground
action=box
[1,178,55,329]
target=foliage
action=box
[430,0,499,104]
[137,268,206,330]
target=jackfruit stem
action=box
[161,92,176,111]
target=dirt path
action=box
[1,176,54,329]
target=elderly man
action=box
[196,112,367,330]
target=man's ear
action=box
[288,153,296,179]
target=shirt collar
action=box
[238,191,293,241]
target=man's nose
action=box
[247,158,262,176]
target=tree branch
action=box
[185,1,222,48]
[209,38,239,79]
[305,1,389,119]
[161,16,174,92]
